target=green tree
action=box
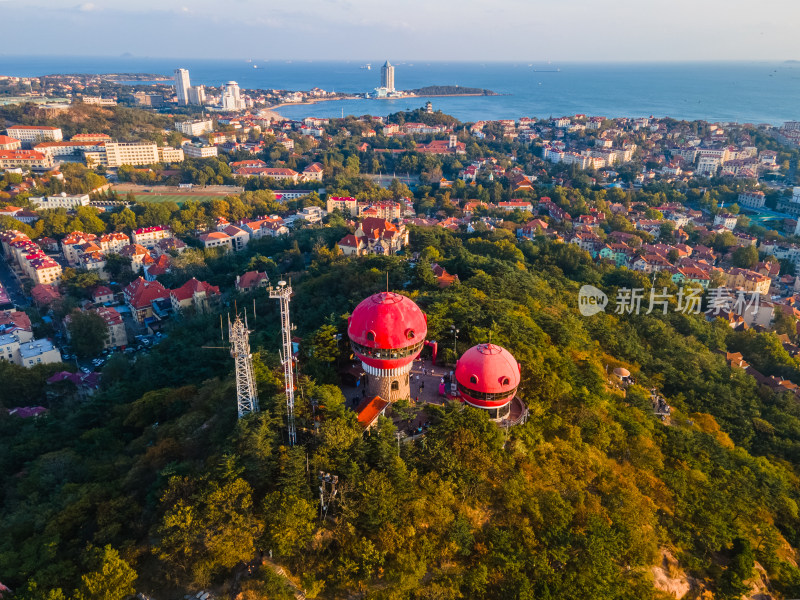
[103,254,133,283]
[732,244,758,269]
[75,545,137,600]
[68,310,108,358]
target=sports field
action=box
[132,193,224,205]
[110,184,243,206]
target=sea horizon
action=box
[2,56,799,124]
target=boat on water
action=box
[361,63,371,70]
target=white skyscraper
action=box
[381,61,395,92]
[174,68,191,106]
[187,85,206,106]
[222,81,244,110]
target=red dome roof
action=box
[455,343,520,408]
[348,292,427,369]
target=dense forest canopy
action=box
[3,222,800,599]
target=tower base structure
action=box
[363,362,411,402]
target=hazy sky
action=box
[2,0,799,61]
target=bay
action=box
[1,56,799,124]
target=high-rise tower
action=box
[380,61,395,92]
[222,81,243,110]
[347,292,427,401]
[174,68,191,106]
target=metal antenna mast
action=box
[229,312,259,419]
[270,280,296,445]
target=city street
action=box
[0,256,28,308]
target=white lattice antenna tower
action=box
[229,313,259,419]
[270,280,297,446]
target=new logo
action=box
[578,285,608,316]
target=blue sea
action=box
[2,56,799,124]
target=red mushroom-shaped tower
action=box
[348,291,427,401]
[455,343,520,420]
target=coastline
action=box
[270,92,500,111]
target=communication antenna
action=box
[318,471,339,521]
[270,280,297,445]
[229,313,260,419]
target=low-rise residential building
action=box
[157,146,185,163]
[183,143,218,158]
[302,162,324,181]
[98,232,131,253]
[0,150,55,170]
[152,237,187,256]
[217,224,250,251]
[233,166,300,182]
[0,332,20,363]
[0,135,22,151]
[337,217,408,256]
[725,267,771,295]
[284,206,327,227]
[498,200,533,212]
[174,119,214,136]
[132,225,171,249]
[235,271,269,293]
[123,277,170,323]
[92,285,114,304]
[33,140,106,157]
[0,310,33,343]
[169,278,221,314]
[738,190,766,209]
[79,251,107,280]
[327,196,359,216]
[94,306,127,348]
[6,125,63,144]
[30,193,90,210]
[713,213,738,230]
[120,243,153,272]
[17,338,61,367]
[241,216,289,239]
[198,231,233,252]
[61,231,98,266]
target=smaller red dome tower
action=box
[348,292,427,401]
[455,343,520,420]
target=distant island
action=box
[405,85,498,97]
[42,73,171,81]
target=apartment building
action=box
[94,306,128,349]
[0,150,54,170]
[175,119,214,136]
[30,193,90,210]
[17,338,61,367]
[6,125,63,144]
[183,143,218,158]
[738,190,766,209]
[132,225,171,249]
[104,142,160,167]
[157,146,185,163]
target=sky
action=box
[1,0,799,62]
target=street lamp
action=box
[450,325,459,358]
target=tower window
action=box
[366,331,375,342]
[391,380,399,391]
[501,377,510,386]
[470,375,478,385]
